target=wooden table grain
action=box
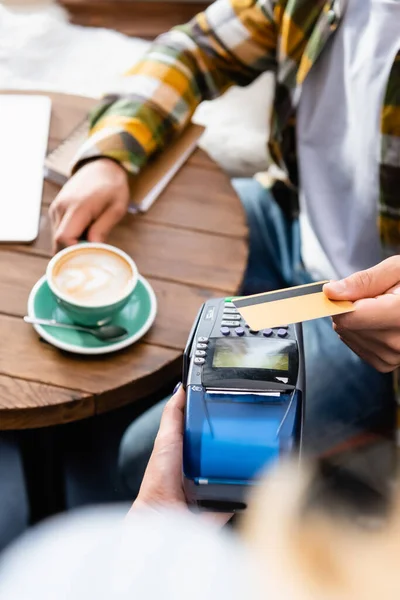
[59,0,210,39]
[0,91,248,431]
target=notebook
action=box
[44,117,205,213]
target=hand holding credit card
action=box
[233,281,354,330]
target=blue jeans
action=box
[119,179,394,497]
[0,433,29,552]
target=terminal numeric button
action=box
[194,357,206,365]
[249,329,259,335]
[197,337,209,343]
[221,327,230,336]
[196,343,208,349]
[195,350,206,357]
[223,313,240,320]
[235,327,245,336]
[223,308,238,314]
[262,329,273,337]
[277,328,288,337]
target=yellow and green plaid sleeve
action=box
[72,0,280,176]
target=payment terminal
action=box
[182,297,305,512]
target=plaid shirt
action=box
[74,0,400,254]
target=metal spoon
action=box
[24,316,128,342]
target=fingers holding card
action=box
[233,282,354,330]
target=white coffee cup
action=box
[46,243,138,326]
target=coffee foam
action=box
[51,248,134,306]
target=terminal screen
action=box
[212,337,289,371]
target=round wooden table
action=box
[0,91,248,431]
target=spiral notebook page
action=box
[0,94,51,243]
[44,119,89,187]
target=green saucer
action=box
[27,275,157,355]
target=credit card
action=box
[233,281,354,330]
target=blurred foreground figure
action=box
[0,506,258,600]
[2,463,400,600]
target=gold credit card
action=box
[233,281,354,330]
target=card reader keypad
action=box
[219,299,292,338]
[188,298,299,384]
[221,321,290,338]
[190,299,295,372]
[221,322,291,337]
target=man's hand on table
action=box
[49,159,130,254]
[131,384,232,527]
[324,257,400,372]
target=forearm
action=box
[73,0,278,176]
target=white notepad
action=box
[0,95,51,243]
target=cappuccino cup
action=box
[46,243,138,326]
